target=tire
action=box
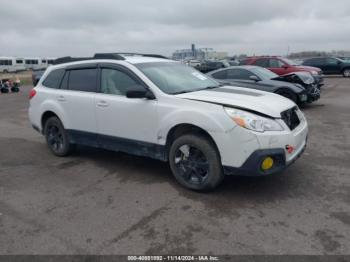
[275,89,298,104]
[44,116,73,157]
[169,134,224,191]
[1,87,9,93]
[3,69,8,74]
[342,68,350,78]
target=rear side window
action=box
[212,70,227,79]
[42,69,65,89]
[269,59,285,68]
[254,58,269,67]
[227,69,254,80]
[68,69,97,92]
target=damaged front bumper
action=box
[223,142,307,176]
[306,84,321,103]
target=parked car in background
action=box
[196,60,230,73]
[28,53,308,191]
[337,57,350,62]
[302,57,350,77]
[32,69,46,86]
[184,59,201,67]
[207,66,320,104]
[240,56,324,87]
[228,60,239,66]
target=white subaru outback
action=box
[28,53,308,191]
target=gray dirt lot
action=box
[0,78,349,255]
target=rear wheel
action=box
[169,134,224,191]
[44,116,73,156]
[275,89,298,104]
[343,68,350,78]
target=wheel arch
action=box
[41,111,60,133]
[165,123,221,160]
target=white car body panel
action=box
[95,93,158,143]
[29,56,308,172]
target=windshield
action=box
[250,67,279,80]
[136,62,220,94]
[282,58,298,66]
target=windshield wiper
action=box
[172,84,222,95]
[172,90,195,95]
[200,84,223,91]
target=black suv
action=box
[196,60,230,73]
[303,57,350,77]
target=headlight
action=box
[224,107,284,132]
[311,71,318,76]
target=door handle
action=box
[57,95,66,102]
[97,100,109,107]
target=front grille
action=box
[281,107,300,131]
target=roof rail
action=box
[52,56,90,65]
[52,52,168,65]
[95,53,168,59]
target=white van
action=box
[0,57,26,73]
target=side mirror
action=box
[126,85,155,99]
[249,75,260,82]
[282,65,289,69]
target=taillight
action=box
[29,89,37,99]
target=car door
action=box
[57,65,98,146]
[324,58,341,74]
[95,64,159,152]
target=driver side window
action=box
[325,58,338,65]
[101,68,140,96]
[269,59,285,68]
[227,69,254,80]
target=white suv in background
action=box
[28,53,308,191]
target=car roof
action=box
[123,56,174,64]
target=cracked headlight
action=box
[224,107,284,133]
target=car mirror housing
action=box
[249,75,260,82]
[126,86,155,99]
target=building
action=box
[172,44,228,61]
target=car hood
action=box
[175,85,295,118]
[272,72,315,85]
[220,79,304,93]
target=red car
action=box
[240,56,324,86]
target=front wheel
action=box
[169,134,224,191]
[343,69,350,78]
[44,116,73,157]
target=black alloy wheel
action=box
[174,144,210,185]
[44,116,73,156]
[169,134,224,191]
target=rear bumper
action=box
[223,142,307,176]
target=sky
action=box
[1,0,350,57]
